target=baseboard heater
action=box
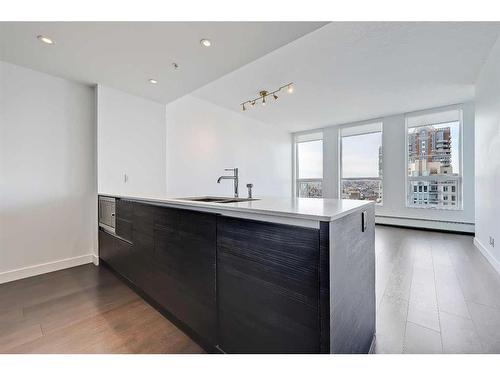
[375,215,475,234]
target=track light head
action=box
[273,93,278,100]
[259,90,268,106]
[287,83,294,94]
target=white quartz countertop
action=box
[101,194,373,222]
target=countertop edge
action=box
[99,194,374,222]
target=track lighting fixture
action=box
[240,82,294,111]
[260,91,267,106]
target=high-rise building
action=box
[408,126,453,176]
[407,126,459,209]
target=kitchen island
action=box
[98,195,375,354]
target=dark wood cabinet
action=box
[100,199,217,348]
[98,228,134,282]
[115,199,133,242]
[216,216,326,353]
[152,207,217,346]
[98,228,114,263]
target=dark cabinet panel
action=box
[153,207,217,345]
[98,228,114,264]
[319,221,330,353]
[101,199,217,347]
[115,199,133,242]
[98,229,134,281]
[217,216,321,353]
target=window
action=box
[406,108,462,210]
[340,122,383,203]
[295,132,323,198]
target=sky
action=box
[342,132,382,178]
[297,140,323,179]
[298,122,458,180]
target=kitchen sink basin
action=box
[218,198,258,203]
[178,196,258,203]
[180,196,229,202]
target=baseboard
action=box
[474,237,500,275]
[92,254,99,266]
[376,215,475,234]
[0,254,94,284]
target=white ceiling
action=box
[192,22,500,132]
[0,22,327,103]
[2,22,499,133]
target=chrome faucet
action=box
[217,168,239,197]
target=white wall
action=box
[166,95,291,198]
[97,85,167,197]
[474,36,500,272]
[0,61,97,282]
[318,103,475,232]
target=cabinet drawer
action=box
[98,229,134,281]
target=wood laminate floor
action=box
[2,226,500,353]
[0,264,204,353]
[374,226,500,353]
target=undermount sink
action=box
[219,198,258,203]
[178,196,258,203]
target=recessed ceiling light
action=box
[148,79,158,84]
[37,35,54,45]
[200,39,212,47]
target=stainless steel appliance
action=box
[98,196,115,233]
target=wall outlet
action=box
[489,236,495,247]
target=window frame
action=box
[338,122,383,204]
[404,105,464,210]
[293,132,324,198]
